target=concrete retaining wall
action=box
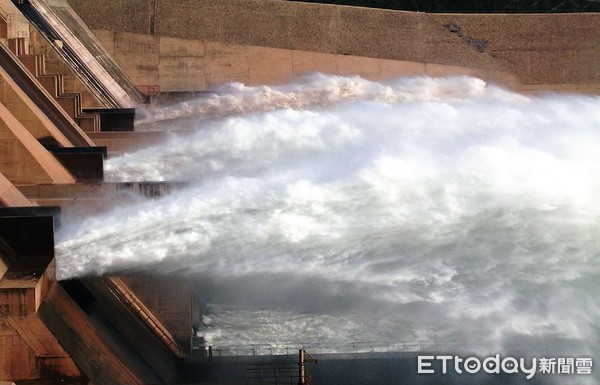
[93,30,517,92]
[67,0,600,92]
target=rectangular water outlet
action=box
[50,146,106,182]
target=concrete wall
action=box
[434,13,600,91]
[92,29,517,92]
[67,0,600,92]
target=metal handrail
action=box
[204,340,464,357]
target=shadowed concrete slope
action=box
[38,277,184,385]
[38,283,154,385]
[121,275,196,353]
[68,0,600,93]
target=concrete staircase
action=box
[0,3,138,133]
[14,44,100,132]
[13,0,144,108]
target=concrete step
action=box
[14,0,143,107]
[0,43,93,147]
[18,53,101,132]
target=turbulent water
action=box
[56,75,599,379]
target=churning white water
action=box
[56,75,600,377]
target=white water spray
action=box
[57,75,600,376]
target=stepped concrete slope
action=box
[0,40,105,183]
[0,43,93,146]
[12,0,144,108]
[0,50,74,148]
[27,27,105,111]
[1,0,138,133]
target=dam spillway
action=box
[56,75,600,364]
[0,0,599,384]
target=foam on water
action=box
[134,74,488,130]
[56,75,600,379]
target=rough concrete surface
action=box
[68,0,600,92]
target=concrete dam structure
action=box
[0,0,598,384]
